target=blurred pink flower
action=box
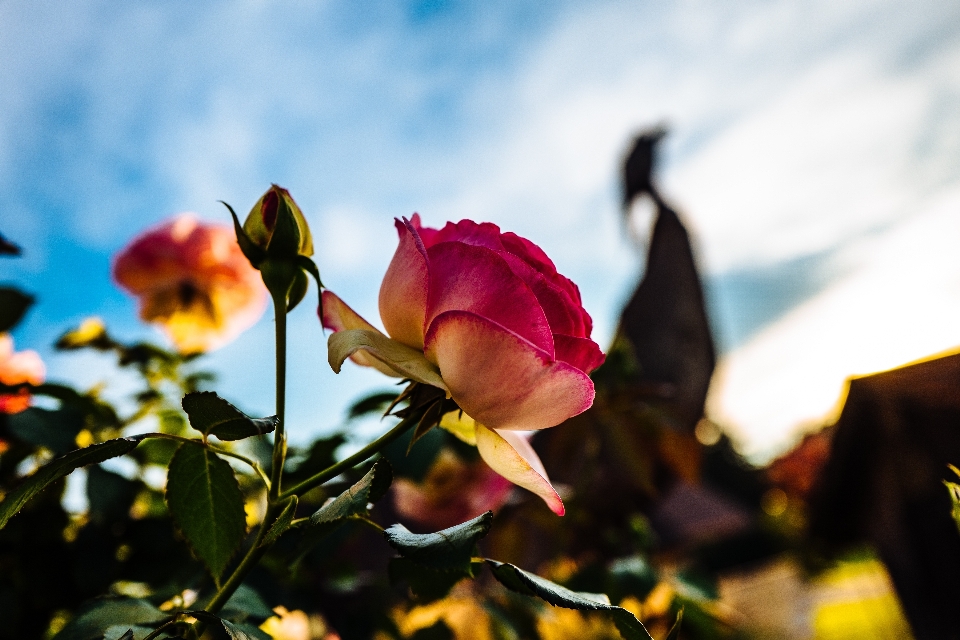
[393,448,514,531]
[113,215,267,353]
[324,215,604,515]
[0,334,45,414]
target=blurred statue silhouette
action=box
[619,127,716,434]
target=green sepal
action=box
[165,442,247,583]
[486,560,653,640]
[295,254,324,313]
[222,200,267,268]
[260,258,300,310]
[384,511,492,573]
[286,269,309,313]
[0,286,34,332]
[50,597,166,640]
[181,391,277,441]
[0,436,146,530]
[407,398,446,454]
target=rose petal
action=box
[500,231,557,275]
[379,218,430,349]
[553,335,606,374]
[408,213,439,247]
[328,329,448,392]
[431,219,505,250]
[321,290,402,377]
[497,251,585,337]
[438,410,478,445]
[424,310,594,430]
[476,424,564,515]
[425,242,554,355]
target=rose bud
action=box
[323,216,605,515]
[113,215,268,354]
[0,334,45,414]
[242,185,313,261]
[227,186,320,312]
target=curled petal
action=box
[476,424,564,515]
[553,335,606,374]
[424,311,594,430]
[328,329,448,392]
[321,290,400,377]
[425,242,554,356]
[379,218,429,349]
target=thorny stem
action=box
[278,412,418,500]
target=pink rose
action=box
[0,334,45,414]
[392,447,515,531]
[113,215,268,354]
[323,215,604,515]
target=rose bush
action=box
[113,214,267,353]
[323,215,604,514]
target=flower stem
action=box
[197,292,288,622]
[278,413,417,500]
[270,292,287,502]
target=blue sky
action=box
[4,0,960,459]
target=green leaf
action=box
[388,557,471,602]
[185,611,270,640]
[384,511,492,572]
[51,598,166,640]
[7,406,85,454]
[260,496,298,547]
[0,286,34,332]
[0,436,144,529]
[182,391,277,441]
[347,390,400,420]
[328,329,448,391]
[486,561,652,640]
[165,443,247,582]
[307,459,392,527]
[221,584,275,624]
[293,459,392,560]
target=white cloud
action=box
[709,185,960,460]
